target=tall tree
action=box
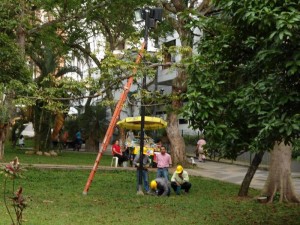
[61,0,153,150]
[184,0,300,202]
[159,0,213,164]
[0,0,31,159]
[4,0,152,151]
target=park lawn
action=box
[2,143,112,166]
[0,169,299,225]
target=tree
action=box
[62,0,157,151]
[159,0,213,165]
[30,45,83,151]
[1,0,153,152]
[184,0,300,202]
[0,30,31,159]
[0,0,30,159]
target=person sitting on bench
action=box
[112,140,128,166]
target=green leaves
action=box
[185,0,300,158]
[0,33,31,84]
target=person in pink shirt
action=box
[156,146,172,180]
[197,137,206,162]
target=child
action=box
[18,135,25,147]
[197,137,206,162]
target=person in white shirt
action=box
[18,135,25,147]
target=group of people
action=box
[132,144,192,197]
[112,136,201,196]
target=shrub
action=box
[1,157,27,225]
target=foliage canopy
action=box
[184,0,300,159]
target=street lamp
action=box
[134,7,163,195]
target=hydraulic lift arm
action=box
[83,42,146,195]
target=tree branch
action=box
[70,43,101,68]
[18,62,175,102]
[162,2,177,14]
[197,0,214,16]
[171,0,186,11]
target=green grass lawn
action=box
[1,169,299,225]
[2,143,112,166]
[1,143,300,225]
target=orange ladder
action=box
[82,42,146,194]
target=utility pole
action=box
[134,7,163,195]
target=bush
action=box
[183,134,198,146]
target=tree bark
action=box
[166,72,188,165]
[33,103,52,151]
[167,112,186,165]
[85,137,97,152]
[162,0,203,165]
[238,150,264,197]
[167,77,186,165]
[262,141,300,203]
[0,124,8,160]
[16,0,26,54]
[51,113,65,141]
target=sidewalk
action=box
[183,159,300,195]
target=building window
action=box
[179,118,188,124]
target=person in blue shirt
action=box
[74,130,82,151]
[133,152,150,193]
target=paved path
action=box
[184,159,300,195]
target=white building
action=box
[116,30,201,136]
[65,25,201,137]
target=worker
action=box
[171,165,192,195]
[149,177,170,197]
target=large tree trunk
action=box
[51,113,65,142]
[164,0,214,165]
[167,112,186,165]
[238,150,264,196]
[33,103,53,152]
[262,141,300,203]
[85,137,97,152]
[16,0,26,54]
[0,124,8,160]
[167,74,186,165]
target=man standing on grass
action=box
[156,145,172,180]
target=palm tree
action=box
[29,46,82,151]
